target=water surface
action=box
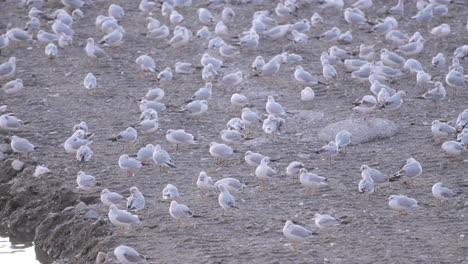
[0,235,40,264]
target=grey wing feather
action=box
[124,252,146,263]
[116,213,138,223]
[291,226,312,238]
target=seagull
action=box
[108,205,140,234]
[0,57,16,80]
[108,4,125,20]
[262,114,285,137]
[222,7,235,22]
[335,130,351,152]
[2,78,23,94]
[316,141,338,163]
[110,127,137,149]
[169,200,194,225]
[198,8,215,24]
[76,171,99,192]
[358,172,374,197]
[139,99,166,112]
[146,17,160,31]
[153,144,176,171]
[136,144,155,164]
[119,154,143,176]
[389,0,404,16]
[431,53,445,67]
[241,108,262,129]
[0,34,9,55]
[144,88,165,102]
[264,24,291,40]
[430,23,451,38]
[299,86,316,103]
[311,13,324,27]
[432,182,458,202]
[218,185,237,215]
[313,213,340,229]
[181,100,209,117]
[318,27,340,44]
[99,27,124,47]
[220,129,245,144]
[0,113,24,131]
[299,168,327,195]
[388,195,418,215]
[147,25,170,39]
[76,144,93,161]
[64,135,93,157]
[83,73,97,90]
[209,142,233,163]
[255,157,277,183]
[283,220,313,250]
[85,38,106,59]
[6,29,32,47]
[166,129,196,150]
[136,54,157,74]
[266,96,286,116]
[391,158,422,184]
[114,245,148,264]
[188,83,212,102]
[220,71,243,87]
[101,189,126,207]
[286,161,305,179]
[226,118,245,132]
[135,118,158,135]
[244,151,267,167]
[441,141,464,160]
[455,109,468,130]
[445,69,467,94]
[10,135,34,159]
[431,120,456,142]
[360,165,388,183]
[294,66,320,87]
[127,186,145,212]
[157,67,172,81]
[381,91,406,111]
[215,21,229,36]
[196,171,215,196]
[45,43,58,59]
[214,178,246,193]
[162,184,179,200]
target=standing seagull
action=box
[283,220,313,250]
[218,185,237,215]
[10,135,35,159]
[391,157,422,184]
[119,154,143,176]
[153,144,176,171]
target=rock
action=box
[84,210,100,220]
[11,159,25,171]
[75,201,88,211]
[318,118,399,144]
[0,143,11,153]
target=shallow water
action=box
[0,235,40,264]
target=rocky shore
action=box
[0,156,114,263]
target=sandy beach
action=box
[0,0,467,263]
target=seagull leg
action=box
[292,241,299,251]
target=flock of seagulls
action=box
[0,0,467,263]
